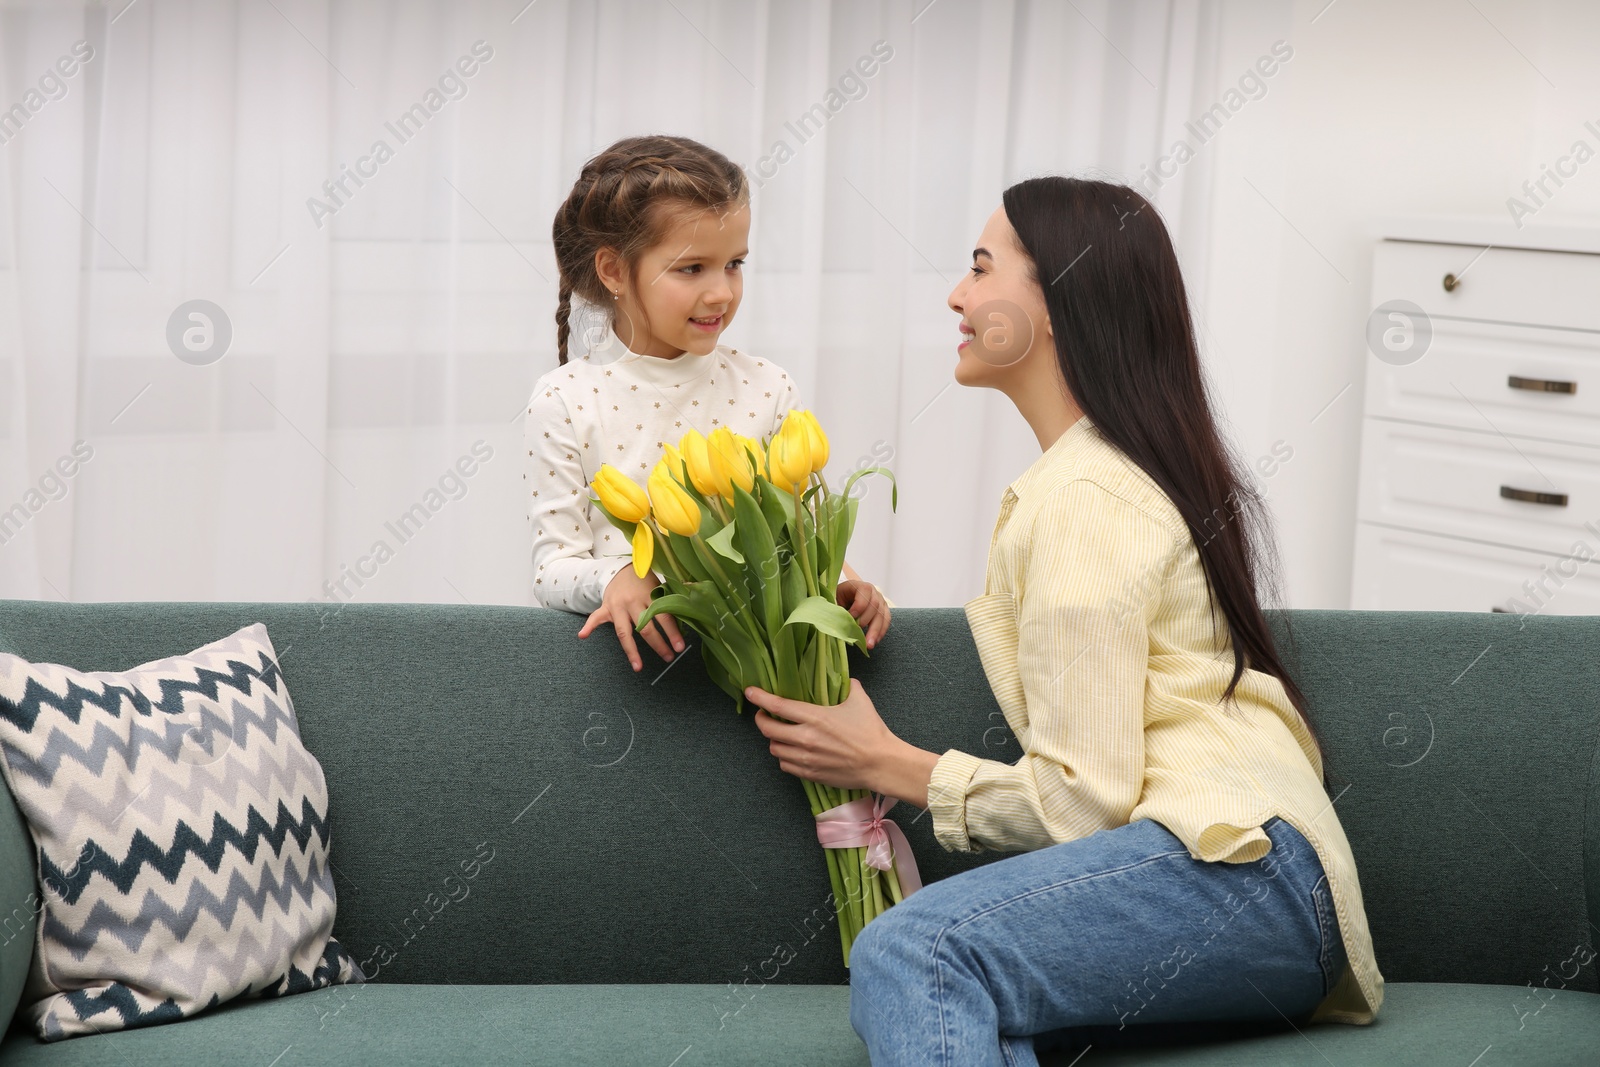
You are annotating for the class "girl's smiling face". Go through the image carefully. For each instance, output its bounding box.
[597,203,750,358]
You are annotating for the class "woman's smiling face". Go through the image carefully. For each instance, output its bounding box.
[946,205,1053,388]
[600,203,749,358]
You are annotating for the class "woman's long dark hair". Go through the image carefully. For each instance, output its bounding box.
[1001,176,1322,769]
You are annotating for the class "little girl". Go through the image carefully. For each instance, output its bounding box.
[525,134,891,672]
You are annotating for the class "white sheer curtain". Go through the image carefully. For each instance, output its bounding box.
[0,0,1222,610]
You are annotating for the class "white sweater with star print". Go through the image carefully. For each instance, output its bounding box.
[524,324,801,614]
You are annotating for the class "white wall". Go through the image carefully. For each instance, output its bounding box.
[1197,0,1600,607]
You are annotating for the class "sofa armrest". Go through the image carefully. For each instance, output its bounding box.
[0,775,36,1038]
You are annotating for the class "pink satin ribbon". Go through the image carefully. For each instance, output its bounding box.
[814,792,923,896]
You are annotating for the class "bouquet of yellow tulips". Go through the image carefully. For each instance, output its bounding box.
[589,410,912,966]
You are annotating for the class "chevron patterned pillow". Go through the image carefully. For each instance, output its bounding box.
[0,623,362,1040]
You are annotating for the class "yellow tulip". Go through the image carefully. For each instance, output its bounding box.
[592,464,650,523]
[796,410,829,473]
[767,421,812,494]
[774,411,809,459]
[631,518,655,579]
[648,467,703,536]
[678,429,719,497]
[736,433,764,468]
[659,441,686,485]
[708,426,756,497]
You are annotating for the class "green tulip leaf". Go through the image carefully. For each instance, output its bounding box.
[700,640,747,706]
[756,476,793,542]
[705,520,745,565]
[780,552,809,621]
[782,595,867,649]
[814,530,834,589]
[637,592,711,631]
[645,582,774,694]
[841,466,897,512]
[683,579,741,634]
[695,495,721,535]
[683,568,774,692]
[824,495,858,592]
[772,635,802,699]
[761,476,813,544]
[732,484,783,638]
[667,531,712,583]
[798,631,818,683]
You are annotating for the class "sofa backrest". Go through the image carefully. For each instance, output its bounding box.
[1273,610,1600,998]
[0,601,1595,1028]
[0,619,35,1036]
[0,602,1016,1006]
[0,748,34,1036]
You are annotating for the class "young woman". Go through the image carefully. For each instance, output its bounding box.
[527,135,891,670]
[744,177,1382,1065]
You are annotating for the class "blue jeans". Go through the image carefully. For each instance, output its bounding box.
[848,816,1345,1066]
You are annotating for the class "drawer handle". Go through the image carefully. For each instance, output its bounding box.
[1442,273,1460,292]
[1500,485,1569,507]
[1508,375,1577,395]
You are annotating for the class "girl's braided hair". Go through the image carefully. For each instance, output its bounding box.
[551,135,749,364]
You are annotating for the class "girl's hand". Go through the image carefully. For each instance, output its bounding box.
[746,679,895,792]
[836,579,891,649]
[579,567,685,671]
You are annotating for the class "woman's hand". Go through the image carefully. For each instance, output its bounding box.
[746,679,900,792]
[578,566,685,671]
[749,680,942,806]
[836,580,891,649]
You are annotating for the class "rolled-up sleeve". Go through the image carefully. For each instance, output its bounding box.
[927,748,987,852]
[525,384,629,614]
[929,480,1179,854]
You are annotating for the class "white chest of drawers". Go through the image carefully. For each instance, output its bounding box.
[1350,220,1600,616]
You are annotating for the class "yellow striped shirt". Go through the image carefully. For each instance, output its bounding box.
[926,415,1383,1025]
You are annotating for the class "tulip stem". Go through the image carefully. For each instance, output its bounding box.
[694,536,750,615]
[814,636,829,709]
[853,842,868,943]
[885,861,905,906]
[791,489,818,600]
[650,522,690,584]
[837,839,862,952]
[803,776,853,963]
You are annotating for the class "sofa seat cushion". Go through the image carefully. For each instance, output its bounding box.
[3,982,1596,1066]
[1054,983,1600,1066]
[0,983,869,1066]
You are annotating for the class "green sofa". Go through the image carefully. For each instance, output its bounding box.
[0,602,1597,1065]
